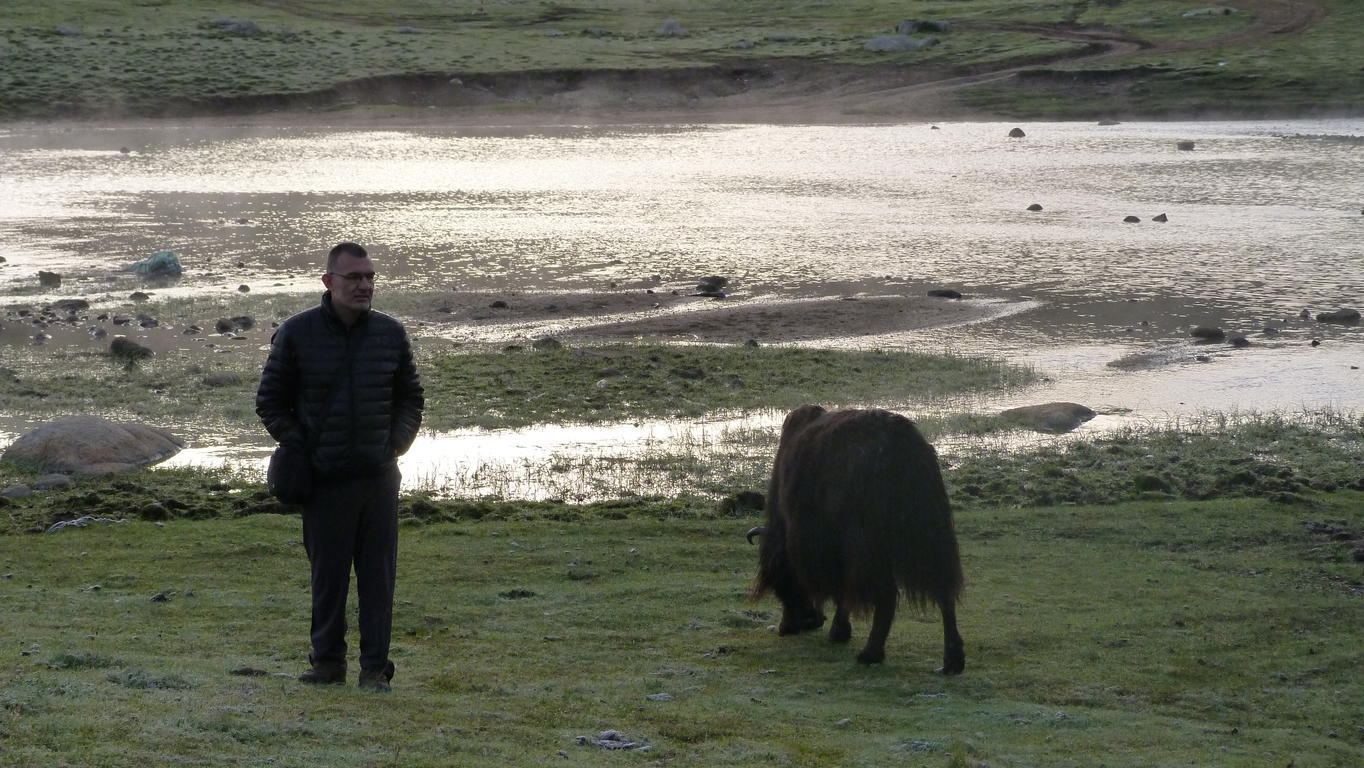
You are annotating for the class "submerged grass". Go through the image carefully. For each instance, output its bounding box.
[2,493,1361,766]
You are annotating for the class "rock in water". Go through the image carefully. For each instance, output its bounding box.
[1008,127,1026,138]
[1315,308,1360,324]
[999,402,1097,433]
[1,415,184,474]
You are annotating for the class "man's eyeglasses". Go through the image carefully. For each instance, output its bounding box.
[330,271,376,283]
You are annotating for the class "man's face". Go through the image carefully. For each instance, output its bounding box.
[322,253,376,314]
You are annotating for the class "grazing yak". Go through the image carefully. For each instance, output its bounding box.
[747,405,964,672]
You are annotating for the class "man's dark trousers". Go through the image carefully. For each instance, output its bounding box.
[302,464,401,674]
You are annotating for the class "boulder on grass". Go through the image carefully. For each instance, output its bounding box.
[1000,402,1097,433]
[1,415,184,475]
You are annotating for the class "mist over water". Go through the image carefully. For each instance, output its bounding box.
[2,118,1361,494]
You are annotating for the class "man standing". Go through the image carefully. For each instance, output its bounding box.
[256,242,424,692]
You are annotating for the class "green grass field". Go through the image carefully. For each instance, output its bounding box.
[2,0,1357,120]
[3,491,1361,767]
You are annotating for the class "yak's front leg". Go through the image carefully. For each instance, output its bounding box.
[855,590,897,664]
[774,576,825,635]
[829,603,851,643]
[938,601,965,675]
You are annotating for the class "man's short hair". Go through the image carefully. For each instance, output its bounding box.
[327,242,368,272]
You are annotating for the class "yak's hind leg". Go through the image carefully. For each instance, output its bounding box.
[829,603,851,643]
[855,589,897,664]
[938,601,965,675]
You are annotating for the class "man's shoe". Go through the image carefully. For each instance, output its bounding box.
[357,661,395,692]
[298,660,346,684]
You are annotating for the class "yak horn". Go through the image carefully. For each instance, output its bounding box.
[746,526,766,545]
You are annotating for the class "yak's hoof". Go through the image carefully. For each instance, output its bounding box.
[855,648,885,665]
[800,612,826,632]
[829,621,851,644]
[938,649,966,675]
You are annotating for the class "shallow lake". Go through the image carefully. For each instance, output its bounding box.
[2,118,1361,495]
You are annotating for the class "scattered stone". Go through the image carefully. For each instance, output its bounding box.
[1190,326,1226,341]
[1152,213,1169,222]
[1177,140,1196,151]
[44,515,128,534]
[1183,6,1237,17]
[1229,336,1251,348]
[835,718,853,727]
[658,19,686,37]
[1311,339,1321,347]
[743,339,760,348]
[2,415,184,474]
[1026,203,1043,211]
[671,366,706,380]
[999,402,1097,433]
[926,289,962,299]
[149,592,169,602]
[1098,120,1121,126]
[489,300,509,309]
[130,291,150,302]
[1315,308,1360,324]
[1008,127,1026,138]
[1123,215,1141,223]
[1262,327,1280,336]
[237,284,250,293]
[696,275,729,293]
[645,693,673,702]
[576,730,651,751]
[38,271,62,288]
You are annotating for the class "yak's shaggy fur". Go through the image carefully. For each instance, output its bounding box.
[750,405,965,671]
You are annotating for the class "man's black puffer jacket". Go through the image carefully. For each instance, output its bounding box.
[256,293,424,479]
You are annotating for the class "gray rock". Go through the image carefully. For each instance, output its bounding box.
[1190,326,1226,341]
[1000,402,1097,433]
[645,693,673,701]
[1027,203,1043,211]
[202,371,243,387]
[1152,213,1169,222]
[38,271,62,288]
[1183,6,1237,17]
[1,415,183,474]
[1008,127,1026,138]
[658,19,686,37]
[864,34,939,52]
[896,19,952,34]
[51,299,89,312]
[1177,140,1196,151]
[927,289,962,299]
[2,485,33,499]
[44,515,128,534]
[33,474,73,490]
[1124,215,1141,223]
[207,18,262,36]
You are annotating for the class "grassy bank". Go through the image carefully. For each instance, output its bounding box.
[2,492,1361,767]
[0,334,1033,438]
[4,412,1363,535]
[2,0,1355,121]
[962,0,1364,118]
